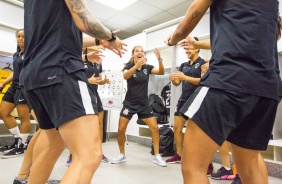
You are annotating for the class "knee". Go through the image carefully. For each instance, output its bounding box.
[173,124,183,134]
[118,126,126,134]
[18,116,31,124]
[80,149,102,168]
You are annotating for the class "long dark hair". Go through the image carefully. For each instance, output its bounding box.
[124,46,143,65]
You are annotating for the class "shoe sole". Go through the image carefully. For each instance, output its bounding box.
[2,153,24,159]
[153,160,167,167]
[111,160,126,164]
[211,175,235,180]
[101,160,109,163]
[166,161,181,164]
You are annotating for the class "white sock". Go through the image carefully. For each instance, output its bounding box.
[9,127,20,138]
[20,134,29,144]
[224,167,231,170]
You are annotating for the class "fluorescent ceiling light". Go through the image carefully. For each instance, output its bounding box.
[95,0,137,11]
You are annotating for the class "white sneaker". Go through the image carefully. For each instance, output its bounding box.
[111,153,126,164]
[153,154,167,167]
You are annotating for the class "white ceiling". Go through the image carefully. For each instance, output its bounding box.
[11,0,193,39]
[85,0,193,39]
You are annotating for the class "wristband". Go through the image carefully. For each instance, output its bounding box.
[167,38,175,46]
[108,31,117,42]
[85,54,88,62]
[95,38,100,46]
[158,59,163,62]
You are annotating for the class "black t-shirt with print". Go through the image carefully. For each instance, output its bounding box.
[22,0,83,90]
[123,63,154,108]
[202,0,279,100]
[11,51,24,89]
[84,62,102,92]
[179,57,205,102]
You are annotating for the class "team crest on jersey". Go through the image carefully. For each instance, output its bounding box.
[195,63,200,69]
[84,64,88,68]
[133,73,137,77]
[123,108,129,115]
[143,69,147,75]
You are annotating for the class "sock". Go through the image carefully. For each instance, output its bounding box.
[9,127,20,138]
[20,134,29,144]
[224,167,231,170]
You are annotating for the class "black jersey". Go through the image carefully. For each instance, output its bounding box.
[161,82,171,115]
[123,63,154,107]
[84,62,102,92]
[11,51,24,89]
[22,0,83,90]
[201,0,279,100]
[179,57,205,102]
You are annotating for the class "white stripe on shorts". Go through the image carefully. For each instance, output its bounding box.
[78,80,95,115]
[184,86,209,118]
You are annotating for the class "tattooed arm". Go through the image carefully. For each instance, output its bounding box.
[165,0,212,46]
[65,0,127,57]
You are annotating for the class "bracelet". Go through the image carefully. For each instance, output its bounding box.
[95,38,100,46]
[158,59,163,62]
[108,31,117,42]
[85,54,88,62]
[167,38,175,46]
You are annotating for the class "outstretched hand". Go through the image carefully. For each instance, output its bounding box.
[100,30,127,58]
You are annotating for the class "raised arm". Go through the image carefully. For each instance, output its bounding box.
[165,0,212,46]
[151,48,164,75]
[64,0,127,57]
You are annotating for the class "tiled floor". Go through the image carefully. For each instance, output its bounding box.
[0,140,282,184]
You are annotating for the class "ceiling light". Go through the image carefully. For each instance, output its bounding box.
[95,0,137,11]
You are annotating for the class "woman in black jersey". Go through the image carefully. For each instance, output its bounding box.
[165,1,280,184]
[111,46,167,167]
[0,29,31,159]
[66,48,110,166]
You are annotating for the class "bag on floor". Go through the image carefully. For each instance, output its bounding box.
[151,126,174,157]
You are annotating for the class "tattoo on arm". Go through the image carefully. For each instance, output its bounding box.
[189,10,201,24]
[68,0,111,40]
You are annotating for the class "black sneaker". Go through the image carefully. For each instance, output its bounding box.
[13,177,28,184]
[0,138,20,154]
[211,166,235,180]
[231,174,242,184]
[2,143,24,159]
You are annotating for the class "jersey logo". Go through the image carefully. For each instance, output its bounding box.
[195,63,200,69]
[143,69,147,75]
[123,108,129,115]
[133,74,137,78]
[48,76,57,80]
[21,55,24,60]
[84,64,88,68]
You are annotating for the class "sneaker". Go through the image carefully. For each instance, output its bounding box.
[0,138,20,154]
[47,179,61,184]
[2,143,24,159]
[166,153,181,163]
[231,174,242,184]
[207,163,214,175]
[153,154,167,167]
[13,177,28,184]
[101,155,109,163]
[211,166,235,180]
[65,154,72,167]
[111,153,126,164]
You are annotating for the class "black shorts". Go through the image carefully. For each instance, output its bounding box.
[94,91,103,112]
[120,104,155,120]
[2,87,28,105]
[25,70,98,129]
[174,101,188,120]
[180,86,278,150]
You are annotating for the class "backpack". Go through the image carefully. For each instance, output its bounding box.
[151,126,174,157]
[148,93,167,124]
